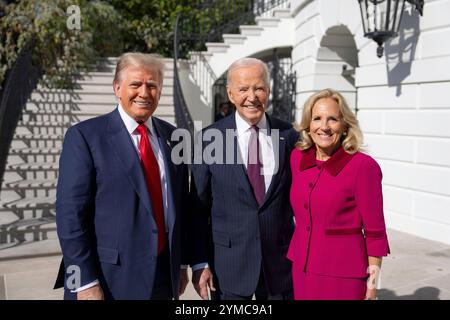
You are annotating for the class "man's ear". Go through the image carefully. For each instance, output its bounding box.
[113,81,121,99]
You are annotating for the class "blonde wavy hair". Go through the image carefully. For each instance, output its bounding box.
[296,88,364,154]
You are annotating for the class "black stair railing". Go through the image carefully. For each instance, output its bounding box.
[173,0,290,134]
[0,39,41,192]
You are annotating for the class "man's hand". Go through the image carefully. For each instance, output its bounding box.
[77,284,104,300]
[192,268,215,300]
[179,268,189,296]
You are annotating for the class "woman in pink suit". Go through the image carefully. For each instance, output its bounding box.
[288,88,390,300]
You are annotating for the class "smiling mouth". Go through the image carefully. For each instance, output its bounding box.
[133,100,152,107]
[317,133,333,137]
[242,105,261,110]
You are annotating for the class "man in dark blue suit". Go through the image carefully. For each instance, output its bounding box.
[191,58,298,300]
[54,53,189,300]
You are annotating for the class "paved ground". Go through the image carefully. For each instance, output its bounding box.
[0,228,449,300]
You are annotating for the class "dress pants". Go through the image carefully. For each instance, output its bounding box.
[150,238,173,300]
[212,266,293,300]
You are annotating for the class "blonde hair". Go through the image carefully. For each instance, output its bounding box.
[296,88,364,154]
[113,52,165,87]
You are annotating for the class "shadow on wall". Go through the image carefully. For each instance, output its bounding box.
[384,7,421,96]
[378,287,441,300]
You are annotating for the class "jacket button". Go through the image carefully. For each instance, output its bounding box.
[304,203,309,210]
[317,166,322,170]
[309,183,313,188]
[306,226,311,232]
[152,229,158,234]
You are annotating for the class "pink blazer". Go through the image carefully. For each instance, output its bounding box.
[287,146,390,278]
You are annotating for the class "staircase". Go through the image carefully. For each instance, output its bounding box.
[178,4,293,126]
[0,58,176,254]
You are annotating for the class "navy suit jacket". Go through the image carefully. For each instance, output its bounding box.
[54,108,189,300]
[191,113,298,296]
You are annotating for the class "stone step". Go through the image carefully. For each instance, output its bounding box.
[18,121,72,128]
[255,17,281,27]
[272,8,291,18]
[24,109,75,115]
[14,134,63,141]
[239,25,264,36]
[7,162,59,172]
[5,179,57,190]
[3,196,55,210]
[206,42,230,53]
[222,34,247,45]
[9,147,60,155]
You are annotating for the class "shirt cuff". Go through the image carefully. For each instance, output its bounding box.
[71,279,99,293]
[191,263,209,271]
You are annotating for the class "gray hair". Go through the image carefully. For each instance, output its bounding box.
[113,52,165,86]
[226,57,270,87]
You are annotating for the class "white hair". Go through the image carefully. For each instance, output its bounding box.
[226,57,270,87]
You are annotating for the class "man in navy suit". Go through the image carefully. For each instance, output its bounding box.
[190,57,298,300]
[54,53,189,300]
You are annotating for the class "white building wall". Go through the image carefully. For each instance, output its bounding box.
[291,0,450,244]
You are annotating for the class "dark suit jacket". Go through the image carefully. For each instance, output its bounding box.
[54,108,189,300]
[191,113,298,296]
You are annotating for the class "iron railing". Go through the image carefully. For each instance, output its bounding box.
[268,49,296,123]
[173,15,195,135]
[0,40,40,191]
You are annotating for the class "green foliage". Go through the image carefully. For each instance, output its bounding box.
[0,0,123,90]
[0,0,256,90]
[105,0,185,57]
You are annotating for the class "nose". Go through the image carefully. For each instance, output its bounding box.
[320,120,330,131]
[138,85,149,98]
[246,89,257,102]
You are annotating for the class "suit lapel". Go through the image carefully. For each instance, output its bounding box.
[260,124,287,209]
[152,118,176,233]
[106,109,153,215]
[221,115,257,205]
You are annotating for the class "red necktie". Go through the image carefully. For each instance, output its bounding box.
[136,123,166,254]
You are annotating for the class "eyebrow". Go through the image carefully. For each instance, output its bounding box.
[129,80,159,86]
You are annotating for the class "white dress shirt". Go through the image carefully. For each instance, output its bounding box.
[73,105,170,293]
[235,111,275,192]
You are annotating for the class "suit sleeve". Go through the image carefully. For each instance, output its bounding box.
[180,163,190,266]
[189,133,213,266]
[56,126,99,288]
[354,157,390,257]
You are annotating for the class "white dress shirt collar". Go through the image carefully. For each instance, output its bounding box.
[235,110,268,135]
[117,103,156,136]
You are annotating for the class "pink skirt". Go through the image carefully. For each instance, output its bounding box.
[293,264,367,300]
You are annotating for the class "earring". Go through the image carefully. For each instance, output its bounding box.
[343,131,347,136]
